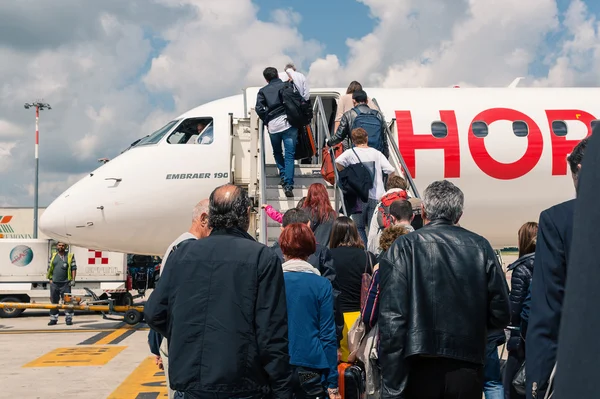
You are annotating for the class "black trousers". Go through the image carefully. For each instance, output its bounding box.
[49,282,72,318]
[406,357,484,399]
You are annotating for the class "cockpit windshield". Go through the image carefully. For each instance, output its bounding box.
[124,119,180,152]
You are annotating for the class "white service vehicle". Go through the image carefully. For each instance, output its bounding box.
[0,239,126,318]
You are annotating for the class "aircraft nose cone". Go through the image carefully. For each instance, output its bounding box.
[39,200,68,241]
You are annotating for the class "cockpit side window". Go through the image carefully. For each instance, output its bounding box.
[167,117,214,145]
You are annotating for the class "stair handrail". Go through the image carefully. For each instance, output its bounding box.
[313,96,347,216]
[258,118,268,244]
[371,98,421,199]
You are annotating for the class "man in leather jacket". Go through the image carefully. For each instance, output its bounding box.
[327,90,389,158]
[378,180,510,399]
[256,67,298,198]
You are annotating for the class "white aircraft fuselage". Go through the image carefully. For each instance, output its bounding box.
[39,87,596,255]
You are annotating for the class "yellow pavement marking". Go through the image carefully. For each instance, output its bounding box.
[107,356,168,399]
[23,346,126,367]
[94,326,135,345]
[0,328,149,335]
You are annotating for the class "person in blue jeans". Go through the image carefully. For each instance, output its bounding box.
[484,331,506,399]
[256,66,298,198]
[269,126,297,196]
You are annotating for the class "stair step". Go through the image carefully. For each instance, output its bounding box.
[266,195,308,201]
[262,164,334,245]
[265,186,334,200]
[265,167,324,178]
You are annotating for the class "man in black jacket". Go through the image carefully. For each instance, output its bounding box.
[327,90,389,158]
[553,127,600,399]
[378,180,510,399]
[271,208,344,347]
[525,137,589,399]
[256,67,297,198]
[145,184,292,399]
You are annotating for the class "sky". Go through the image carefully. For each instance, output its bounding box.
[1,0,600,207]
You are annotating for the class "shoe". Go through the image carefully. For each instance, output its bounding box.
[66,319,73,326]
[284,188,294,198]
[48,320,57,326]
[279,178,285,187]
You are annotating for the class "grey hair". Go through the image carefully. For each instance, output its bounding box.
[192,199,209,223]
[422,180,464,222]
[284,62,295,71]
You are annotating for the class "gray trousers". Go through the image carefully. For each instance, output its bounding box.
[49,282,73,321]
[160,338,174,399]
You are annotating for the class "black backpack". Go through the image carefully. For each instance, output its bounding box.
[279,81,312,128]
[351,107,384,153]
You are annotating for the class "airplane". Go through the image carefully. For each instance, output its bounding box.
[39,86,598,256]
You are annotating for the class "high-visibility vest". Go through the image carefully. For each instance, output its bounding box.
[47,252,75,281]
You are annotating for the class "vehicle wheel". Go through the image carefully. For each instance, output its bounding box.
[0,297,25,318]
[124,309,142,325]
[119,292,134,307]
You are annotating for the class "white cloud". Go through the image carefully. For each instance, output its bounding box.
[143,0,322,111]
[0,0,599,208]
[533,0,600,86]
[309,0,561,88]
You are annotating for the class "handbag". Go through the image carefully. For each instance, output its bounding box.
[338,148,374,203]
[296,367,325,397]
[321,143,344,185]
[347,315,366,363]
[295,125,316,160]
[512,360,526,395]
[360,252,374,310]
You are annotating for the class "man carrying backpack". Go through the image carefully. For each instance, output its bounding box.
[366,176,412,255]
[327,89,389,158]
[256,66,299,198]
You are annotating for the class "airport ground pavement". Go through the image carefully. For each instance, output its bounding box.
[2,254,517,398]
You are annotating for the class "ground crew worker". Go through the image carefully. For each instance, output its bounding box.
[46,241,77,326]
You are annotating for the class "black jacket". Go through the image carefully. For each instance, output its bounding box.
[526,199,574,399]
[145,228,292,399]
[271,241,344,345]
[378,219,510,398]
[508,253,534,332]
[256,78,287,125]
[328,104,389,157]
[553,131,600,399]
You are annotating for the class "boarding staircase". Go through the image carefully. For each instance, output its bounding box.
[230,95,420,246]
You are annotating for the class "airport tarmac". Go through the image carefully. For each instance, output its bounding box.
[2,253,517,399]
[1,311,162,399]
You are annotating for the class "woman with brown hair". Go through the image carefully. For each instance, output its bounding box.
[334,81,379,131]
[302,183,337,246]
[504,221,538,399]
[329,216,377,361]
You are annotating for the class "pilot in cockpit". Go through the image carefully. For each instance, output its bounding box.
[195,121,213,145]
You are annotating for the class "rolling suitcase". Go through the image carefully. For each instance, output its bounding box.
[338,362,366,399]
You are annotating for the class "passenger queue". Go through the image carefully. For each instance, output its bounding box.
[144,64,591,399]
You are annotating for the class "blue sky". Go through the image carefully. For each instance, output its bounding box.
[252,0,600,81]
[255,0,376,62]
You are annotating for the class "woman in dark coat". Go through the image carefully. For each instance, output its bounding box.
[504,221,538,399]
[302,183,337,247]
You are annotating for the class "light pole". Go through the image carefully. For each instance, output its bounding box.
[24,101,51,239]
